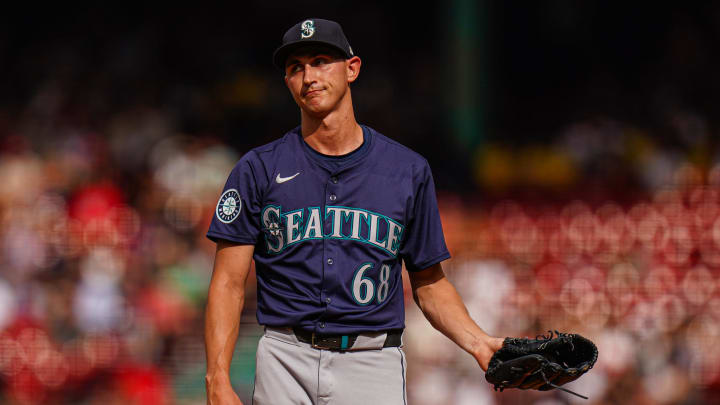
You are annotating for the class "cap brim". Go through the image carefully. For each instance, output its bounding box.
[273,40,352,71]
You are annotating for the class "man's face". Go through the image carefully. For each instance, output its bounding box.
[284,47,359,117]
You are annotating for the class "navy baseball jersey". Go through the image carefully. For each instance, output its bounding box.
[207,125,450,334]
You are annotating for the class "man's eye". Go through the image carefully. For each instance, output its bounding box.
[289,64,302,73]
[313,58,329,66]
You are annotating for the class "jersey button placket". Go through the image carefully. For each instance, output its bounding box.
[321,174,339,327]
[328,175,338,202]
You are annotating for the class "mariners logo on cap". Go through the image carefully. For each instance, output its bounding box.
[216,189,241,223]
[300,20,315,39]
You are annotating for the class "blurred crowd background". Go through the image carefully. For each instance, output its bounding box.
[2,1,720,404]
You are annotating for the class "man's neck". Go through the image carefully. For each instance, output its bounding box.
[301,100,363,156]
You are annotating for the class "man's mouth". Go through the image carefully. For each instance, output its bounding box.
[304,89,323,97]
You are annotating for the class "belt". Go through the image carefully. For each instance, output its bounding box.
[292,327,403,351]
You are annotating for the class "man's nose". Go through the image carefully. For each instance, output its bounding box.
[303,64,318,84]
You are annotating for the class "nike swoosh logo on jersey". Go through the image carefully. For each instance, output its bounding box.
[276,172,300,183]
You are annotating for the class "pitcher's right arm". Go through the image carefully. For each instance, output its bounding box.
[205,241,255,405]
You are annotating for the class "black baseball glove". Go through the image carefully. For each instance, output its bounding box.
[485,331,598,399]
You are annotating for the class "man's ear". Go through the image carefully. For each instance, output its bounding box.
[346,56,362,83]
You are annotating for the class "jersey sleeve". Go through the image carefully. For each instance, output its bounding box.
[206,153,264,245]
[399,161,451,272]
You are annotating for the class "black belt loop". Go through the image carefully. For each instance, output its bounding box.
[382,329,403,348]
[292,327,403,351]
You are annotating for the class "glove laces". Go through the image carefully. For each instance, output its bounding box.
[540,369,588,400]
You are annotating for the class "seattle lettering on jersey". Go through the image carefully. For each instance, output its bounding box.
[261,205,405,256]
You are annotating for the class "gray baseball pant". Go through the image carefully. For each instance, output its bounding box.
[252,327,408,405]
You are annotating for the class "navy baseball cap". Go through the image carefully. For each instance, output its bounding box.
[273,18,354,70]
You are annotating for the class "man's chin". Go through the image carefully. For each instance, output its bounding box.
[302,103,331,117]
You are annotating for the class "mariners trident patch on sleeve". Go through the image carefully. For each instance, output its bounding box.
[216,189,242,223]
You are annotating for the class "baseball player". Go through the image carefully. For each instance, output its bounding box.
[204,18,504,405]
